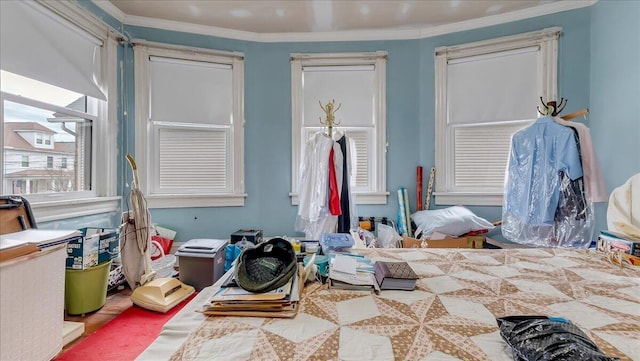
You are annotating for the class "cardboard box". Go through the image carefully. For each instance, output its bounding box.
[597,232,640,257]
[66,235,99,269]
[402,234,484,249]
[66,228,119,269]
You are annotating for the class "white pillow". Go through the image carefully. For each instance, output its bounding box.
[411,206,494,238]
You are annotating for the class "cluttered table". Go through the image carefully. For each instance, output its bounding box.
[137,247,638,361]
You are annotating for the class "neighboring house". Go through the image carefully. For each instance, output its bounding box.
[3,122,75,194]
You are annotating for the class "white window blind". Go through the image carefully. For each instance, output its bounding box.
[149,57,233,194]
[452,122,528,189]
[447,47,539,125]
[157,128,228,191]
[302,66,374,127]
[150,57,232,125]
[0,1,106,100]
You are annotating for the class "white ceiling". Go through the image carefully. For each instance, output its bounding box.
[102,0,593,41]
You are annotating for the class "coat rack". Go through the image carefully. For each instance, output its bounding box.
[537,97,589,121]
[319,100,341,137]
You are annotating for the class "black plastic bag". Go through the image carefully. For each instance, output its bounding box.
[496,316,619,361]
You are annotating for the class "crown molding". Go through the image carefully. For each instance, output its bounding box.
[419,0,596,38]
[92,0,596,43]
[91,0,125,23]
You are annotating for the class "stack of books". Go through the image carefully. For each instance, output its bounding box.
[0,229,82,263]
[596,230,640,266]
[327,253,379,292]
[201,267,301,318]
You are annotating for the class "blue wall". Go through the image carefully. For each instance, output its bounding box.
[114,8,593,242]
[589,0,640,232]
[46,2,637,245]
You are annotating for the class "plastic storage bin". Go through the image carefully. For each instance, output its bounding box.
[65,260,111,315]
[176,239,228,291]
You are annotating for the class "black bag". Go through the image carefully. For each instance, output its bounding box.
[235,237,296,293]
[496,316,619,361]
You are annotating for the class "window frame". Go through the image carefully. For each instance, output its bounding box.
[133,40,246,209]
[0,1,119,222]
[434,27,560,206]
[290,52,388,205]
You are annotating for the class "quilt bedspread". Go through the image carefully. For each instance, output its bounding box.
[138,248,640,361]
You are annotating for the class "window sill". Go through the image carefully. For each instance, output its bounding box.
[30,196,121,223]
[145,193,247,208]
[434,192,503,207]
[290,191,389,205]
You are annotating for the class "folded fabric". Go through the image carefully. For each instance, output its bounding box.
[607,173,640,238]
[411,206,494,238]
[235,237,297,293]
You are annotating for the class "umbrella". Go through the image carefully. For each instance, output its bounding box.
[120,154,157,289]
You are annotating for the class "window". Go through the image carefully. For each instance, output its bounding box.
[1,1,119,221]
[61,157,67,169]
[133,42,245,208]
[290,52,388,204]
[434,27,560,206]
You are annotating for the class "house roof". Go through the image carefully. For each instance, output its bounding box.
[4,122,74,154]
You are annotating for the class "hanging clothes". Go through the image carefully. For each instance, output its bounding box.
[553,118,607,202]
[336,132,358,233]
[296,131,356,240]
[502,116,594,248]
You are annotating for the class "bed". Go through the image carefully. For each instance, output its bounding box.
[137,247,639,361]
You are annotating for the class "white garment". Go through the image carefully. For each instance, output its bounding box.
[607,173,640,238]
[555,119,608,202]
[295,132,344,239]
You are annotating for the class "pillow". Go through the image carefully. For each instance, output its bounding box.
[411,206,494,238]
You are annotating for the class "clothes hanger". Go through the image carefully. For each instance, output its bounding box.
[319,100,341,137]
[537,97,567,117]
[560,108,589,121]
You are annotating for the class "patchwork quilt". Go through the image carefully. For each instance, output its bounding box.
[138,248,640,361]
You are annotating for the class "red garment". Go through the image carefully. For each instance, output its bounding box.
[328,148,342,215]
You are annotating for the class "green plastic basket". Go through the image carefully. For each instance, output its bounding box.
[65,260,111,315]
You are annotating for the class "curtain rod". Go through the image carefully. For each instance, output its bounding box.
[131,39,244,59]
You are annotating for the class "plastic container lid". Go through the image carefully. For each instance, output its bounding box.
[176,239,228,258]
[319,233,354,254]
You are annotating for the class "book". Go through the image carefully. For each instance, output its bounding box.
[374,261,418,290]
[0,229,82,250]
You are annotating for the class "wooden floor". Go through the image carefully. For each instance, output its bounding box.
[60,286,133,354]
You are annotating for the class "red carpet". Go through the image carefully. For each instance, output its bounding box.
[55,293,196,361]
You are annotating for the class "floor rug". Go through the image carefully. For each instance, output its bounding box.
[55,293,196,361]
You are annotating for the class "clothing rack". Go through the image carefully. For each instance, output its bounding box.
[319,100,341,137]
[537,97,589,121]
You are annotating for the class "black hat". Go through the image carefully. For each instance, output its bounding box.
[235,237,297,293]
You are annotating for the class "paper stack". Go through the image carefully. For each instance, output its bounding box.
[201,266,302,318]
[328,253,379,292]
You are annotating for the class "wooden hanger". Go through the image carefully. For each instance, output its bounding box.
[560,108,589,121]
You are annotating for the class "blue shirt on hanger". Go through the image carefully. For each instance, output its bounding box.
[504,116,583,227]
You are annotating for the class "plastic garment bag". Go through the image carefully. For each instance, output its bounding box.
[502,117,595,248]
[296,133,341,239]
